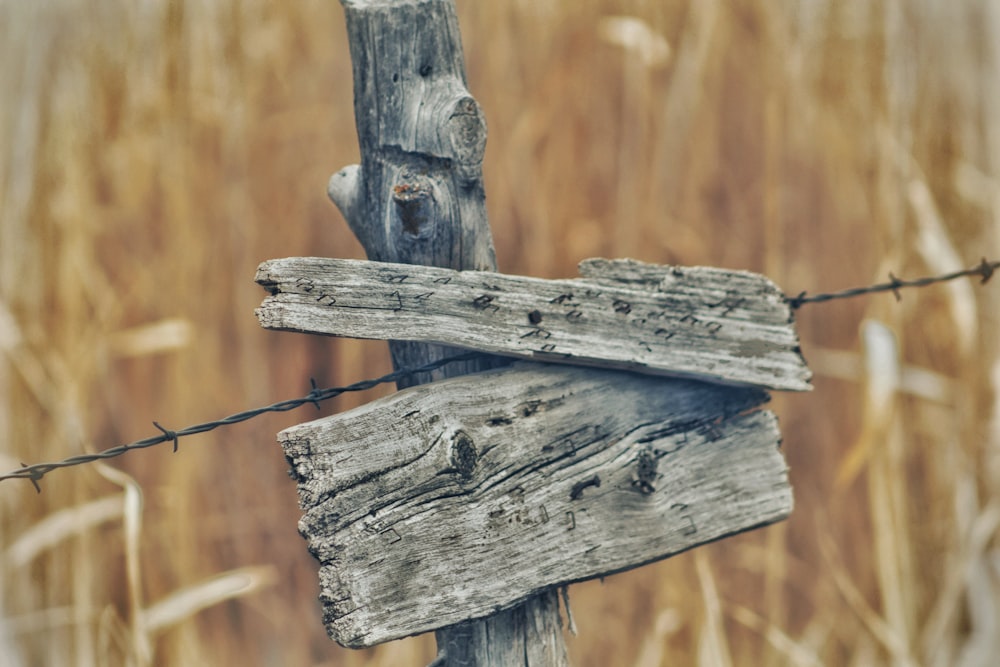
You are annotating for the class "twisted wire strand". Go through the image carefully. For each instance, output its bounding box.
[1,352,483,490]
[787,257,997,308]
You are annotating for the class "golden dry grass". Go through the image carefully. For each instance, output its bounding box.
[2,0,999,665]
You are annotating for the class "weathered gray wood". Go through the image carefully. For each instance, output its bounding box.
[330,0,505,387]
[429,591,566,667]
[256,256,812,391]
[281,363,793,648]
[327,1,565,663]
[330,0,496,271]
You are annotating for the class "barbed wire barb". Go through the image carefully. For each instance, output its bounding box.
[0,351,484,489]
[307,378,323,411]
[153,421,180,452]
[787,257,999,308]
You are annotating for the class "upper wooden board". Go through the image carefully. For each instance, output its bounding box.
[280,362,793,647]
[256,257,811,391]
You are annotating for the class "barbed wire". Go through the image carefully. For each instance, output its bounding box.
[3,258,997,491]
[0,352,483,491]
[787,257,997,308]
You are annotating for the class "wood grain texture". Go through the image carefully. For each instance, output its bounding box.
[256,256,812,391]
[330,0,506,389]
[327,1,565,662]
[280,363,793,648]
[331,0,496,272]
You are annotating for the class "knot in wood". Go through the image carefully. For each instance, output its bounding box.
[392,178,434,237]
[445,96,487,167]
[449,431,477,479]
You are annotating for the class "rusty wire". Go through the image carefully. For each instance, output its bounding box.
[3,258,998,491]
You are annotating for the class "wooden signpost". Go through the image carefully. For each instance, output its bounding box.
[258,1,811,665]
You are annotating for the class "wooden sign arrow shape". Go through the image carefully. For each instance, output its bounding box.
[280,362,792,648]
[256,257,811,391]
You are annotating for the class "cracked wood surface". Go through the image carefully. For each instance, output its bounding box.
[257,256,812,392]
[323,1,566,663]
[280,363,793,648]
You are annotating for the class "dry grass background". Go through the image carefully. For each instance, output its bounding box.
[2,0,999,665]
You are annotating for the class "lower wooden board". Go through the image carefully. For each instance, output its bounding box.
[280,363,793,648]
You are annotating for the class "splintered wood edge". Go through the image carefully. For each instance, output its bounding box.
[278,363,792,646]
[255,257,812,392]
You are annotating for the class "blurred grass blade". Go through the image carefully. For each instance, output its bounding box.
[139,567,278,635]
[94,463,148,666]
[729,604,822,667]
[908,177,978,353]
[695,551,733,667]
[108,318,194,358]
[5,496,123,569]
[835,320,901,489]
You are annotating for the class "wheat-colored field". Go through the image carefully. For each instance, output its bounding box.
[2,1,999,665]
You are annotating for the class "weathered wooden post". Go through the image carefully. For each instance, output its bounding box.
[255,1,810,665]
[321,0,567,663]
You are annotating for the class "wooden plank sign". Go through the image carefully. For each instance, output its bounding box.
[280,362,793,648]
[256,257,812,392]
